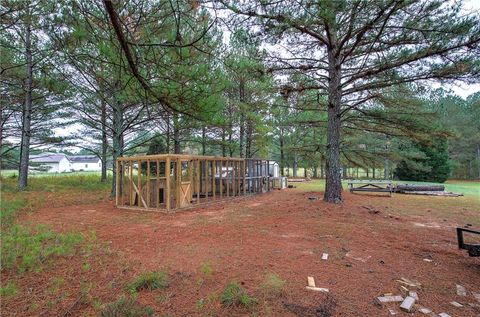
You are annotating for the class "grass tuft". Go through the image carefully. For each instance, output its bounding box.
[0,282,18,298]
[126,271,169,293]
[101,296,154,317]
[200,262,214,276]
[261,273,286,297]
[220,281,257,308]
[1,224,84,273]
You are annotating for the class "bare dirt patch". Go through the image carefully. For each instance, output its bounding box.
[3,188,479,316]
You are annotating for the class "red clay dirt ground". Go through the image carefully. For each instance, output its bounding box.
[3,186,480,316]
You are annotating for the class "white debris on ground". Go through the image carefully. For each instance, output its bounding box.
[305,276,329,293]
[374,281,478,315]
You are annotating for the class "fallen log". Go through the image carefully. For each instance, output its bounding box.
[395,184,445,192]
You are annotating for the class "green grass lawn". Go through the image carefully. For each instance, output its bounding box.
[293,179,480,198]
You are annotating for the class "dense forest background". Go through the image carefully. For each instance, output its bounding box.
[1,1,479,196]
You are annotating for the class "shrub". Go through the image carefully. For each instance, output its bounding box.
[126,271,169,293]
[1,224,84,273]
[261,273,286,297]
[220,281,257,308]
[101,296,154,317]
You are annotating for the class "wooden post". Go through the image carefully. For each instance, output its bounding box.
[129,160,133,205]
[146,160,150,208]
[138,160,142,207]
[226,160,230,198]
[219,160,223,199]
[204,160,208,202]
[115,158,120,206]
[212,160,216,200]
[196,160,200,204]
[176,158,181,209]
[243,160,246,196]
[267,160,270,192]
[156,159,160,208]
[166,157,171,211]
[232,161,237,197]
[237,161,241,196]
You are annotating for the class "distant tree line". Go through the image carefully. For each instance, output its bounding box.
[1,0,479,200]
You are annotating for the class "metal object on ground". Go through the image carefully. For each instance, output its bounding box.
[457,227,480,257]
[348,180,393,196]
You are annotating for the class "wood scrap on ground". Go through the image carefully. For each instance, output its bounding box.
[450,301,463,308]
[305,276,329,293]
[456,284,467,296]
[396,277,422,289]
[376,295,404,304]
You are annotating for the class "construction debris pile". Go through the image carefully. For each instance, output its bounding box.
[375,279,480,316]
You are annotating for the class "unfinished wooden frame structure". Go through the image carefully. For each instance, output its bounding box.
[116,154,272,212]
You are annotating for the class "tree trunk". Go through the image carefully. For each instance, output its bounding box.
[228,126,233,157]
[245,120,252,158]
[293,155,298,177]
[313,165,318,178]
[279,128,285,176]
[202,126,206,155]
[101,98,108,182]
[304,167,307,178]
[366,168,369,178]
[239,80,245,158]
[173,114,180,154]
[111,99,124,197]
[221,128,226,157]
[323,47,343,203]
[372,167,376,179]
[166,115,170,153]
[18,21,33,190]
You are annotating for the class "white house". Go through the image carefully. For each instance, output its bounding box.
[30,154,72,173]
[69,155,102,172]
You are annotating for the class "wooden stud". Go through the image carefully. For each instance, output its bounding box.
[219,160,223,198]
[146,160,150,208]
[204,161,208,202]
[156,159,160,208]
[236,161,242,196]
[166,157,171,211]
[232,161,237,197]
[129,160,133,205]
[138,160,142,207]
[196,160,200,204]
[243,160,246,196]
[212,160,216,200]
[226,160,230,198]
[176,158,181,210]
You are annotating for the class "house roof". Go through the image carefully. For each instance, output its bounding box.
[68,155,100,163]
[30,154,66,163]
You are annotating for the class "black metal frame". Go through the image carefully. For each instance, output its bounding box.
[456,227,480,257]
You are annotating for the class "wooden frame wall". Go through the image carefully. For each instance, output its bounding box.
[116,154,272,213]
